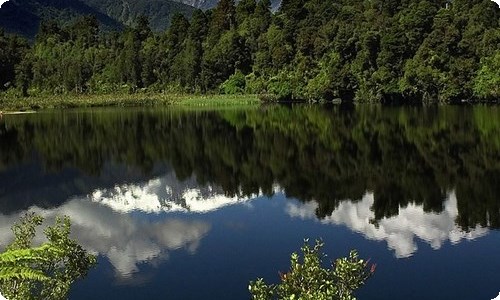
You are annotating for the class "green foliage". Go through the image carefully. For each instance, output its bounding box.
[0,29,30,92]
[1,0,499,102]
[245,72,268,94]
[473,51,500,99]
[249,240,375,300]
[220,70,246,94]
[0,213,97,300]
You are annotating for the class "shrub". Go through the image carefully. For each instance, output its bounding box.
[220,70,246,94]
[249,240,375,300]
[0,213,96,300]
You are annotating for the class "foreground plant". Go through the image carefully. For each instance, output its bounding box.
[249,240,375,300]
[0,213,96,300]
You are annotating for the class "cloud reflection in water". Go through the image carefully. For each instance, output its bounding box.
[286,192,488,258]
[0,174,262,278]
[89,176,258,213]
[0,198,211,278]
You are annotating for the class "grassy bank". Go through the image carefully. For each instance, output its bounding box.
[0,93,261,111]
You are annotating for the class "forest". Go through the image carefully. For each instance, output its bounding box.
[0,0,499,103]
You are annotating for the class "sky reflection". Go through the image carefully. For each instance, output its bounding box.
[0,198,211,277]
[286,192,489,258]
[89,174,260,213]
[0,175,491,281]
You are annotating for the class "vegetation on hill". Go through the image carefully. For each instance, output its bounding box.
[0,0,499,103]
[0,0,194,39]
[171,0,282,11]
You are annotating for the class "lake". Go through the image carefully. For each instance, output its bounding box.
[0,104,499,299]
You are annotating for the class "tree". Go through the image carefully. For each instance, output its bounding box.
[206,0,236,46]
[174,10,208,90]
[249,240,375,300]
[0,29,30,92]
[1,0,499,102]
[473,51,500,99]
[0,213,97,300]
[160,13,191,85]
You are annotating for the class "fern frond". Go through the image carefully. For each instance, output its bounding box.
[0,266,49,281]
[0,244,63,265]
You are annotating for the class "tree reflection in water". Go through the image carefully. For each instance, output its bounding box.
[0,105,498,230]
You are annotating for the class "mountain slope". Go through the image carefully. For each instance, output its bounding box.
[173,0,282,11]
[82,0,194,32]
[0,0,194,39]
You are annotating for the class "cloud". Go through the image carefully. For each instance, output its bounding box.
[286,192,488,258]
[0,199,211,277]
[492,0,500,7]
[89,175,260,213]
[0,173,267,278]
[0,1,8,8]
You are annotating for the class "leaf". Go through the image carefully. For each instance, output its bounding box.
[0,244,63,265]
[0,266,49,281]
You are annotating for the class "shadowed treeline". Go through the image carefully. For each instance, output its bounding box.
[0,105,499,229]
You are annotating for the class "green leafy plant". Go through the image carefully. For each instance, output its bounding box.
[0,213,97,300]
[249,240,375,300]
[220,70,246,95]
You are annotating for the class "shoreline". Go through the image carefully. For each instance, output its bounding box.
[0,93,261,112]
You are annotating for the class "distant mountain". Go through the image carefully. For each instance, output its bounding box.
[0,0,195,39]
[172,0,282,11]
[173,0,218,10]
[81,0,194,32]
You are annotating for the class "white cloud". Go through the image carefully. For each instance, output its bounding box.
[0,175,267,278]
[492,0,500,7]
[0,199,211,277]
[89,176,261,213]
[286,192,488,258]
[0,1,8,7]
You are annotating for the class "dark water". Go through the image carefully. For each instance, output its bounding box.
[0,105,499,300]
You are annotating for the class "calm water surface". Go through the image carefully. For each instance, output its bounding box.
[0,105,499,299]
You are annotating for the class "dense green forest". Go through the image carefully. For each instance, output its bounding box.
[0,0,499,103]
[1,106,499,229]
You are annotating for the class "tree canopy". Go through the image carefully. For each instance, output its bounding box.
[0,0,499,102]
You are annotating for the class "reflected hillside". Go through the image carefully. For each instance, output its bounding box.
[0,106,499,230]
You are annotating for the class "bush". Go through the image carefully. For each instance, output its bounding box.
[245,72,268,94]
[473,52,500,100]
[220,70,246,94]
[249,240,375,300]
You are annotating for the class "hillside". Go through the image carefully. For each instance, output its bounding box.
[0,0,194,39]
[82,0,194,32]
[172,0,281,10]
[1,0,498,103]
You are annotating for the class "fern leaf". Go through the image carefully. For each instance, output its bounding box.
[0,244,62,265]
[0,266,49,281]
